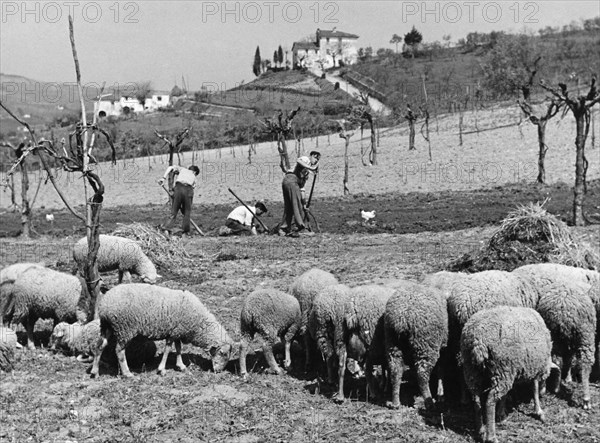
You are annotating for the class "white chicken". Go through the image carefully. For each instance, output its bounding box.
[46,213,55,227]
[360,209,376,224]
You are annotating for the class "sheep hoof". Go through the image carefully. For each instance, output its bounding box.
[90,373,98,379]
[122,372,134,379]
[583,400,591,410]
[385,401,400,410]
[240,373,249,381]
[333,394,345,404]
[175,365,187,372]
[536,410,546,423]
[265,367,283,375]
[157,369,167,376]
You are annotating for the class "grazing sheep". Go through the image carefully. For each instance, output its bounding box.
[239,289,301,378]
[513,263,600,380]
[589,280,600,373]
[50,320,156,366]
[290,268,339,370]
[0,341,14,373]
[0,262,45,327]
[343,284,396,403]
[536,281,596,409]
[461,306,552,443]
[0,267,90,350]
[91,284,235,378]
[72,234,159,284]
[384,282,448,411]
[307,284,352,392]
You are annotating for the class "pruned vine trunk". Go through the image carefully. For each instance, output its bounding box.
[408,119,416,150]
[537,121,548,184]
[343,135,350,195]
[19,156,31,238]
[573,116,586,226]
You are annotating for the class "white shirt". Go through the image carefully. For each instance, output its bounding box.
[163,166,197,188]
[227,206,256,226]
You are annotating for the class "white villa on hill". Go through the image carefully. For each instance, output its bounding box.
[292,28,359,70]
[94,91,171,118]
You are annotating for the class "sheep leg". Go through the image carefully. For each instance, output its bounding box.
[118,270,124,284]
[562,353,573,383]
[365,354,379,401]
[239,338,249,379]
[436,362,445,405]
[282,337,292,370]
[485,389,498,443]
[385,346,403,410]
[90,336,109,378]
[174,340,186,372]
[416,362,435,411]
[333,346,347,404]
[580,363,592,410]
[157,340,172,376]
[23,317,36,350]
[533,379,545,422]
[262,340,283,375]
[116,342,133,378]
[473,394,486,443]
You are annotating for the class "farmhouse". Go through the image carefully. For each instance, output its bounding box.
[94,91,171,118]
[292,28,359,71]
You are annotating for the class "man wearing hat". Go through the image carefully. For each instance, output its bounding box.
[279,151,320,236]
[223,201,268,236]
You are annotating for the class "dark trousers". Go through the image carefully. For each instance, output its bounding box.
[164,183,194,233]
[225,218,253,236]
[281,173,306,232]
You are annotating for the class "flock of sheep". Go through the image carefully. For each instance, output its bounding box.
[0,233,599,443]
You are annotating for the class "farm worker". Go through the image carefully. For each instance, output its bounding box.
[158,164,200,235]
[223,201,268,236]
[279,151,320,237]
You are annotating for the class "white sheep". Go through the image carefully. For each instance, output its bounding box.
[536,280,596,409]
[0,267,90,350]
[50,320,157,367]
[512,263,600,381]
[342,284,396,403]
[239,288,301,378]
[72,234,159,284]
[91,284,235,378]
[0,262,45,327]
[383,281,448,411]
[461,306,553,443]
[307,283,352,393]
[290,268,339,371]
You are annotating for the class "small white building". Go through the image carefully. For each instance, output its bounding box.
[292,28,359,70]
[94,91,171,118]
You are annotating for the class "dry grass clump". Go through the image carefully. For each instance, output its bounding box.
[450,201,600,272]
[111,222,193,269]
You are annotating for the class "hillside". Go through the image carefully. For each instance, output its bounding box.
[341,27,600,111]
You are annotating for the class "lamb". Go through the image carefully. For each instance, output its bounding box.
[460,306,553,443]
[50,320,157,366]
[343,284,396,403]
[239,289,301,378]
[307,283,352,394]
[290,268,339,370]
[91,283,236,378]
[383,281,448,411]
[535,280,596,409]
[0,267,90,350]
[72,234,159,284]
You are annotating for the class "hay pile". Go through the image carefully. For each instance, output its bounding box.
[111,223,194,270]
[450,201,600,272]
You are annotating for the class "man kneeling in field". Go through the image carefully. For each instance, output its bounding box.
[221,201,267,236]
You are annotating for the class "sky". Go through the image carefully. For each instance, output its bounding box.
[1,1,599,92]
